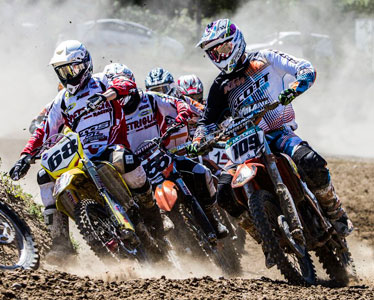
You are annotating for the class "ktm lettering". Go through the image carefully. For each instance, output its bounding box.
[224,77,246,94]
[232,134,259,160]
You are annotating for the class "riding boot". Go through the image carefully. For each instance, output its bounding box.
[203,203,229,239]
[43,208,76,265]
[313,182,354,237]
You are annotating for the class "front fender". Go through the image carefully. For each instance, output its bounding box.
[155,180,178,212]
[231,163,263,189]
[53,168,86,198]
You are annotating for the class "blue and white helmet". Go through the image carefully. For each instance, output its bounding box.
[144,67,174,94]
[49,40,93,95]
[196,19,246,74]
[103,63,135,82]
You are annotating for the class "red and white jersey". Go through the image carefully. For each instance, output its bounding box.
[22,73,131,158]
[126,91,189,153]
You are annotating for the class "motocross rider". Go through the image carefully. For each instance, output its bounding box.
[187,19,353,244]
[107,64,228,239]
[145,68,204,138]
[9,40,168,259]
[177,74,205,105]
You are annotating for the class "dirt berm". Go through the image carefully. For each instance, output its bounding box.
[0,157,373,299]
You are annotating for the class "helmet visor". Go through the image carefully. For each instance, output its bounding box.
[206,40,234,64]
[189,92,204,103]
[55,63,86,80]
[148,84,170,94]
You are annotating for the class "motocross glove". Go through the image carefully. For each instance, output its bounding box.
[186,141,204,157]
[278,89,298,106]
[9,154,31,181]
[175,111,190,125]
[86,93,107,112]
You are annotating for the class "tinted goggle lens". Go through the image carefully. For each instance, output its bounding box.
[55,63,85,79]
[149,84,170,94]
[207,41,234,63]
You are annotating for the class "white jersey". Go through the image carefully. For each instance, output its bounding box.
[23,73,131,158]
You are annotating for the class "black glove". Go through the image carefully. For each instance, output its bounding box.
[86,93,107,112]
[278,88,298,106]
[9,154,31,181]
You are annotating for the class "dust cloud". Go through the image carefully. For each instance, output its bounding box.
[233,0,374,158]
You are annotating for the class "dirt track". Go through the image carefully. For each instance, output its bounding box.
[0,156,373,299]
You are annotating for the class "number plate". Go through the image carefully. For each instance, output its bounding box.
[41,133,80,176]
[225,126,264,163]
[208,143,229,169]
[141,149,172,184]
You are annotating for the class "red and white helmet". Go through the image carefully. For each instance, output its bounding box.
[177,74,204,103]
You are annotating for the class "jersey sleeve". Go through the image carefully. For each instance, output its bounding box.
[21,96,65,155]
[193,80,228,142]
[262,49,316,94]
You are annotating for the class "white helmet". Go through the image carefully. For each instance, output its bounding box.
[103,63,135,82]
[196,19,246,74]
[49,40,92,95]
[144,67,174,94]
[177,74,204,103]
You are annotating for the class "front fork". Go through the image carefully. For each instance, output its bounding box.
[84,159,136,232]
[263,141,306,248]
[173,170,217,243]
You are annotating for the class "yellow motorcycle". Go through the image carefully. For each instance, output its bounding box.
[35,118,152,262]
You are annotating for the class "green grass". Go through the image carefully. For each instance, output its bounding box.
[0,167,44,222]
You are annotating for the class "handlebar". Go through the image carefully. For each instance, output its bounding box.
[134,122,185,156]
[196,101,280,153]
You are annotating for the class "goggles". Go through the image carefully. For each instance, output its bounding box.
[148,84,170,94]
[55,63,85,80]
[206,40,234,63]
[188,92,203,103]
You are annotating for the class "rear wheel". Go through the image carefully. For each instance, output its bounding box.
[0,201,39,270]
[249,190,316,285]
[214,207,243,276]
[315,238,356,286]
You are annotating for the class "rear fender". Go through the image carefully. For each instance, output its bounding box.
[155,180,178,212]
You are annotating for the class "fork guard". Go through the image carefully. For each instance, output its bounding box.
[155,180,178,212]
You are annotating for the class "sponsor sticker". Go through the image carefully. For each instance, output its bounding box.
[125,155,134,164]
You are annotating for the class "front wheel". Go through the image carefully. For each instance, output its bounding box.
[177,202,237,277]
[249,190,316,285]
[0,201,39,270]
[75,199,146,262]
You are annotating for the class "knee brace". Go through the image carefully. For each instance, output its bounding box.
[37,169,56,208]
[110,147,141,175]
[122,165,147,190]
[292,144,330,189]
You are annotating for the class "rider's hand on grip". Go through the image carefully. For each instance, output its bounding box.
[86,93,107,112]
[9,154,31,181]
[175,111,189,125]
[186,141,202,157]
[278,89,298,106]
